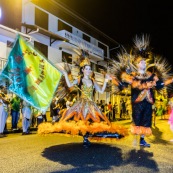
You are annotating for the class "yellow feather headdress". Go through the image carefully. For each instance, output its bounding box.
[79,49,90,67]
[80,57,91,67]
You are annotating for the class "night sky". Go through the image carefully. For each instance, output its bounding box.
[1,0,173,63]
[58,0,173,64]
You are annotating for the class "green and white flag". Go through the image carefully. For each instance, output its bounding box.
[1,35,62,111]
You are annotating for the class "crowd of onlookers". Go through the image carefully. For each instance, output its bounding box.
[0,86,50,137]
[96,97,171,126]
[96,99,132,121]
[0,86,44,137]
[0,86,78,138]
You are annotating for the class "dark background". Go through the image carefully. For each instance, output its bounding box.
[1,0,173,63]
[58,0,173,63]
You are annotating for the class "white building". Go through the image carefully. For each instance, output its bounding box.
[0,0,120,104]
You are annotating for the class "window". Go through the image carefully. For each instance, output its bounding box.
[34,41,48,59]
[98,42,107,57]
[7,40,14,48]
[58,20,72,33]
[90,62,97,71]
[62,51,72,64]
[35,8,48,30]
[83,34,90,42]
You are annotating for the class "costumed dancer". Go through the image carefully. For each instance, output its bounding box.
[110,34,173,147]
[168,97,173,141]
[38,50,128,148]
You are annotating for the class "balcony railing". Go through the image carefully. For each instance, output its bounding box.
[0,57,7,71]
[57,30,104,58]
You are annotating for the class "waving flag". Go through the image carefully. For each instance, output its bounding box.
[1,35,62,111]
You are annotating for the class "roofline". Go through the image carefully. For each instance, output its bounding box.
[40,0,121,46]
[0,24,31,41]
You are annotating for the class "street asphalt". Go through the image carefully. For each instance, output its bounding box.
[0,117,173,173]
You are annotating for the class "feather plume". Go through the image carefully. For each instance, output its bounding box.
[133,34,150,51]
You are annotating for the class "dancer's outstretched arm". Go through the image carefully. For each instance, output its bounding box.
[63,71,78,87]
[94,74,111,94]
[56,64,78,88]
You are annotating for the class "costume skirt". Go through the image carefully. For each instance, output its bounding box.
[38,98,128,137]
[131,100,152,136]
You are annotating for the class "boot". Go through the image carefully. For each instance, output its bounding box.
[140,137,150,147]
[83,134,91,148]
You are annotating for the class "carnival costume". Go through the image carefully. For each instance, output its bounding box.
[168,99,173,131]
[60,81,110,123]
[110,34,173,146]
[38,49,128,146]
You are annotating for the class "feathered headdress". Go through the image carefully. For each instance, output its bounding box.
[73,49,91,68]
[129,34,154,71]
[110,34,173,95]
[80,49,90,67]
[132,34,152,58]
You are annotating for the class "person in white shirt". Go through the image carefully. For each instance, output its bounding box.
[0,86,10,138]
[21,100,32,135]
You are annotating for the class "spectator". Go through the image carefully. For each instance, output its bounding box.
[120,99,126,119]
[113,103,118,121]
[156,105,164,119]
[0,86,10,138]
[99,100,105,113]
[36,110,44,127]
[50,98,59,123]
[30,107,37,127]
[41,110,47,122]
[21,100,32,135]
[10,95,21,131]
[107,101,113,120]
[152,104,157,126]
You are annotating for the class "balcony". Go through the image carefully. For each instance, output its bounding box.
[57,30,104,61]
[21,23,68,46]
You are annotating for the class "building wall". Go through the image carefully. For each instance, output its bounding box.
[49,14,58,33]
[21,0,109,58]
[22,0,35,25]
[0,42,7,59]
[0,0,112,103]
[48,47,62,64]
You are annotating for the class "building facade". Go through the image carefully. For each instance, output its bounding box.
[0,0,121,104]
